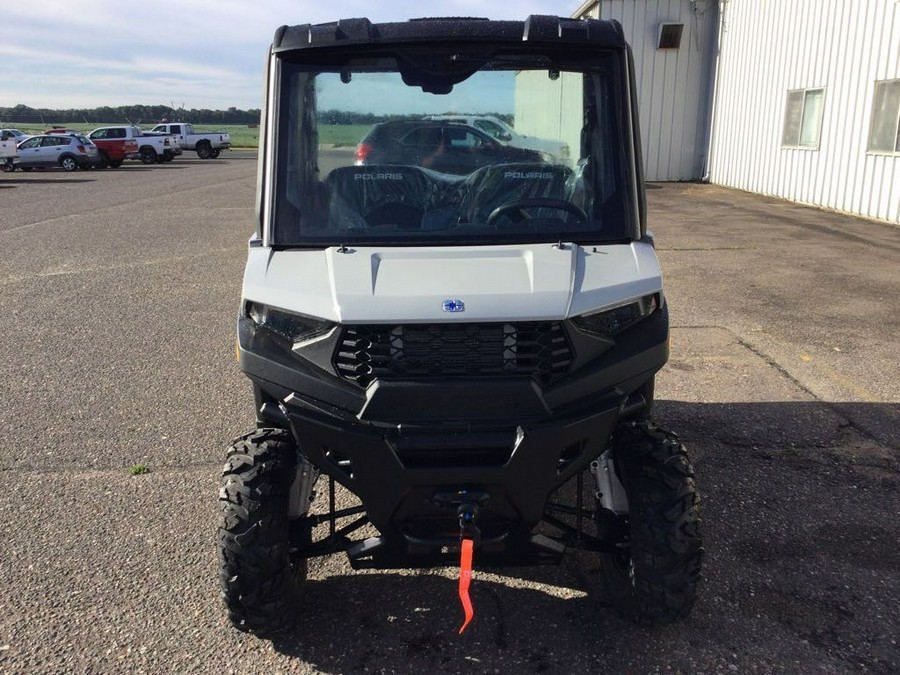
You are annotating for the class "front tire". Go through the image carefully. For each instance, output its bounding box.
[598,422,703,624]
[218,428,304,636]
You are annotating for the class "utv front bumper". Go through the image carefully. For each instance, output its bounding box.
[279,390,623,568]
[239,308,668,568]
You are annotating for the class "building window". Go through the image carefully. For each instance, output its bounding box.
[782,88,825,149]
[867,79,900,154]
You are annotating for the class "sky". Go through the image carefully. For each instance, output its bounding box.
[0,0,578,111]
[316,72,516,115]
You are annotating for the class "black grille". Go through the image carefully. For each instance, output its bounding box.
[334,322,573,388]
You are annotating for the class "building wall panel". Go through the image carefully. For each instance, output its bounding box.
[597,0,719,181]
[708,0,900,223]
[514,71,583,167]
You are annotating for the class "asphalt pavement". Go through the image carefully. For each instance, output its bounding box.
[0,152,897,674]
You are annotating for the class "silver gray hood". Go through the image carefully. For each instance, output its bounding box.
[242,242,662,323]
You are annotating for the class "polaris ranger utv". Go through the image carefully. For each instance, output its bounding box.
[219,15,702,636]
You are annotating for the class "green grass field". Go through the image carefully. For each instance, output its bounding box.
[10,122,368,149]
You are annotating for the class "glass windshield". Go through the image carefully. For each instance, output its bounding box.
[272,50,634,246]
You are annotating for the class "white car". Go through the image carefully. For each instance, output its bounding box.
[149,123,231,159]
[0,130,20,171]
[1,128,31,143]
[427,114,570,162]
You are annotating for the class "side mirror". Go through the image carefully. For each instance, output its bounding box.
[498,131,512,142]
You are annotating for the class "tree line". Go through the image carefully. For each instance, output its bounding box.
[318,110,514,126]
[1,103,513,127]
[0,104,262,126]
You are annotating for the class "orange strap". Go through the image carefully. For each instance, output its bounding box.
[458,538,474,634]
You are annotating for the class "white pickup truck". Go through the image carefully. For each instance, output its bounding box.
[90,125,182,164]
[149,123,231,159]
[0,129,20,172]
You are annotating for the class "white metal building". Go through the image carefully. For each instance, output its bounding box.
[564,0,899,224]
[705,0,899,224]
[573,0,719,182]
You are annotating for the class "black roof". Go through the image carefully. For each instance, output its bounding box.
[273,15,627,53]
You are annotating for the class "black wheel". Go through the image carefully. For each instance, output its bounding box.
[196,141,212,159]
[218,428,304,636]
[108,159,123,169]
[210,148,221,158]
[59,156,78,172]
[1,162,14,172]
[598,421,703,625]
[96,152,109,169]
[140,146,157,164]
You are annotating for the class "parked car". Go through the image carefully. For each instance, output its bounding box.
[0,129,20,172]
[14,134,100,171]
[43,127,81,135]
[86,127,141,168]
[427,115,570,163]
[148,123,231,159]
[88,125,181,164]
[0,128,31,144]
[356,120,545,175]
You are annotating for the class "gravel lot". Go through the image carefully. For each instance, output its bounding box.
[0,153,897,674]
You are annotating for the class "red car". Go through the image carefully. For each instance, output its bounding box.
[86,127,140,169]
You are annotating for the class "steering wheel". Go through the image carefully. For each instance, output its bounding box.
[486,198,588,225]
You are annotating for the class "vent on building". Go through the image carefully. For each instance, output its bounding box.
[657,22,684,50]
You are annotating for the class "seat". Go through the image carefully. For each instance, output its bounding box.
[325,165,434,231]
[458,163,573,226]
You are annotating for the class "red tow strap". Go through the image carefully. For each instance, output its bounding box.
[458,538,475,634]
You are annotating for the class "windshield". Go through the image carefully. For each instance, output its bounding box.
[272,49,635,246]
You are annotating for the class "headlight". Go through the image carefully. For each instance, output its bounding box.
[245,301,335,345]
[571,293,660,338]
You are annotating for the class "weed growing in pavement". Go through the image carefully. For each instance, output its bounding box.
[128,464,151,476]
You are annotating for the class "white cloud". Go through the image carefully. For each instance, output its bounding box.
[1,0,579,109]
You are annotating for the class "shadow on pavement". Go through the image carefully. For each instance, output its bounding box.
[0,177,96,184]
[655,400,900,451]
[259,400,899,674]
[271,572,621,674]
